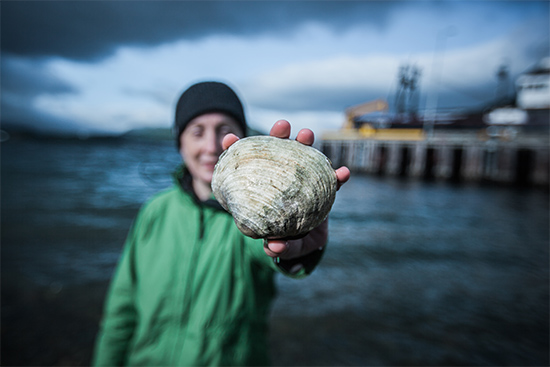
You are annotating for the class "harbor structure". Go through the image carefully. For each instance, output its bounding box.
[321,59,550,187]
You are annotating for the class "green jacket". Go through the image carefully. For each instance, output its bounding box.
[92,167,324,366]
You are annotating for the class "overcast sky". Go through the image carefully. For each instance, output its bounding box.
[1,0,549,137]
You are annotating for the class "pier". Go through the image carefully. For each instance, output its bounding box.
[321,131,549,187]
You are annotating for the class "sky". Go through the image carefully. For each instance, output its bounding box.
[1,0,549,138]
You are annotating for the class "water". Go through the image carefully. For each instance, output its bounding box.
[2,137,181,286]
[270,175,549,365]
[275,176,549,315]
[2,136,548,365]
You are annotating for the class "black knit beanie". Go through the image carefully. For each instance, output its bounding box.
[175,81,247,148]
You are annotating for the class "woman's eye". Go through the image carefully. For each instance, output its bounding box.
[191,129,203,137]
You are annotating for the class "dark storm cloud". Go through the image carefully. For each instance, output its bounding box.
[1,57,77,98]
[2,0,405,61]
[0,56,84,134]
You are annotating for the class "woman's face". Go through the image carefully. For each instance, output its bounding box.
[179,112,244,187]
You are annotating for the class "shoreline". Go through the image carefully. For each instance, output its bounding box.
[1,274,108,366]
[2,274,549,366]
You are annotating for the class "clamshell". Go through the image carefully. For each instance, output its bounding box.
[212,135,337,239]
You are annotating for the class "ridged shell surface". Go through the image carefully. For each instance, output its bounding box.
[212,135,337,239]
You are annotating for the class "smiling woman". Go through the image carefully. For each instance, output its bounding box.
[90,80,349,366]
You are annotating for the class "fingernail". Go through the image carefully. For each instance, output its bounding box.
[268,241,288,253]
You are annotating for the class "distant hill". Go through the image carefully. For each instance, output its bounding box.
[1,124,267,142]
[122,127,173,140]
[123,126,267,140]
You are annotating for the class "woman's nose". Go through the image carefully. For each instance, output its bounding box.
[204,131,223,155]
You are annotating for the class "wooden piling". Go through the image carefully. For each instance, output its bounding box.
[321,132,549,187]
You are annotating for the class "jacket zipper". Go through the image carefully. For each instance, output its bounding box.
[198,205,205,240]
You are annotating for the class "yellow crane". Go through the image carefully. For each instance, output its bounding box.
[343,99,389,130]
[343,99,424,141]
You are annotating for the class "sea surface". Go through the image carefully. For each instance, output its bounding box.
[2,135,549,366]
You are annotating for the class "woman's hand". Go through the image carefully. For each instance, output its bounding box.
[222,119,351,259]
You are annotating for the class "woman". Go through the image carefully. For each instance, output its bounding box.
[92,81,350,366]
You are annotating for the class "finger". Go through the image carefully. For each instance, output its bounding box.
[296,129,314,146]
[222,133,240,150]
[263,240,289,258]
[335,166,351,190]
[269,120,291,139]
